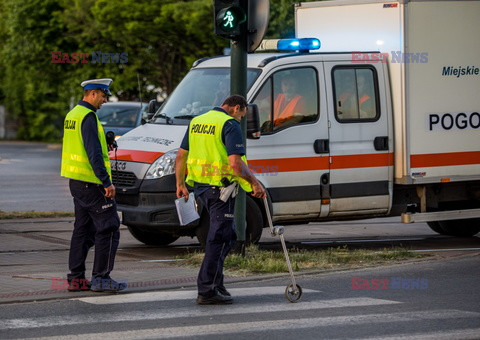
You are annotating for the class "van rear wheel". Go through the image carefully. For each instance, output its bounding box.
[427,219,480,237]
[195,195,264,247]
[427,201,480,237]
[427,221,444,234]
[127,225,179,246]
[438,219,480,237]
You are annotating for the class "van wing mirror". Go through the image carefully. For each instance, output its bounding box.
[247,104,261,139]
[147,99,157,120]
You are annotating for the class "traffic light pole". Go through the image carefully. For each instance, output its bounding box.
[230,33,248,255]
[214,0,268,255]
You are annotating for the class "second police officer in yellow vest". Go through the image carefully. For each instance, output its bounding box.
[176,95,266,305]
[61,78,127,292]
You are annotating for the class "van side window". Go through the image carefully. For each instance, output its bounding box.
[333,67,379,122]
[253,67,318,133]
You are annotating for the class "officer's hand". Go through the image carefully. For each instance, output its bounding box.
[176,185,189,200]
[251,182,266,198]
[104,184,116,199]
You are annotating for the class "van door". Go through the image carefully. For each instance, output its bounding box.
[249,64,329,221]
[323,62,392,216]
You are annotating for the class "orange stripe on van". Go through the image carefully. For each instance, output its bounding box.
[331,153,394,169]
[109,149,164,163]
[411,151,480,168]
[249,153,393,173]
[109,151,394,170]
[249,156,329,172]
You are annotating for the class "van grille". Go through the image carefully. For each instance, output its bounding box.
[112,170,137,187]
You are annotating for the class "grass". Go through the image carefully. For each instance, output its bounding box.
[0,210,74,220]
[177,245,426,276]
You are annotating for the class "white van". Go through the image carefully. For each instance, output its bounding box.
[111,0,480,245]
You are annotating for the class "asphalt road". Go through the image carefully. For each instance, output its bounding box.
[0,142,72,212]
[1,254,479,339]
[2,142,480,339]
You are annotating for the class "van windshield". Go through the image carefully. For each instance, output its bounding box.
[152,68,260,124]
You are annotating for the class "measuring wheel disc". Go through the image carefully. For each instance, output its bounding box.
[285,283,302,303]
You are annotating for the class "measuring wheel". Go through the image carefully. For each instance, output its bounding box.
[263,196,303,303]
[285,283,303,303]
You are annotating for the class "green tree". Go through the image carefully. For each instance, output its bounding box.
[266,0,299,39]
[0,0,7,102]
[85,0,226,98]
[0,0,72,141]
[0,0,318,141]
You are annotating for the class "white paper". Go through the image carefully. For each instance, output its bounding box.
[175,193,200,226]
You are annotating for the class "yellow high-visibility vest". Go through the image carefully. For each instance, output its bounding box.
[186,109,252,192]
[60,105,111,184]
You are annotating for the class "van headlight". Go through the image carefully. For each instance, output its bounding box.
[145,149,178,179]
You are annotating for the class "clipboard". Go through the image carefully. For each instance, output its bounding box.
[175,193,200,226]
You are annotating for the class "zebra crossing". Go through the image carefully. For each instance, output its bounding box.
[1,286,479,339]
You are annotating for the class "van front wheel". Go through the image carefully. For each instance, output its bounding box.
[195,195,264,247]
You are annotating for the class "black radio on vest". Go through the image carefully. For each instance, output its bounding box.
[105,131,117,149]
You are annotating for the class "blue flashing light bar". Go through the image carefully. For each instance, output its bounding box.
[277,38,321,51]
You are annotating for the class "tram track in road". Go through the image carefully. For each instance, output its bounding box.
[4,235,477,256]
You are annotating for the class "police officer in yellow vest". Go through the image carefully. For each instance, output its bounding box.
[176,95,266,305]
[61,78,126,292]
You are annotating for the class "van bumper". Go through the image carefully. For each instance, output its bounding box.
[114,174,200,233]
[117,191,201,233]
[117,192,180,228]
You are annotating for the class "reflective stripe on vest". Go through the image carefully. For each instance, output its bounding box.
[60,105,111,184]
[185,110,252,192]
[359,94,371,105]
[274,94,302,119]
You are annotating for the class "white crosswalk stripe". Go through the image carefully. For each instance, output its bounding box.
[0,298,399,329]
[356,328,480,340]
[1,286,479,339]
[73,286,319,304]
[17,310,480,340]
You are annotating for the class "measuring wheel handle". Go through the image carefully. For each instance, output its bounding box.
[285,283,303,303]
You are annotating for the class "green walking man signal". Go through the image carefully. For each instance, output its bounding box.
[214,0,246,39]
[223,10,235,28]
[213,0,270,53]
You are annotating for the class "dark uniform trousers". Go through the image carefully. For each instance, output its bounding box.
[67,179,120,281]
[197,186,237,297]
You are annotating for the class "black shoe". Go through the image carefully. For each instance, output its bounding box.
[67,279,91,292]
[196,293,233,305]
[217,286,231,297]
[90,277,127,292]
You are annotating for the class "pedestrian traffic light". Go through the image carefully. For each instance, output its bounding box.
[214,0,247,40]
[213,0,270,51]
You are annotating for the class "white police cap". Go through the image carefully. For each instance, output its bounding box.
[80,78,113,96]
